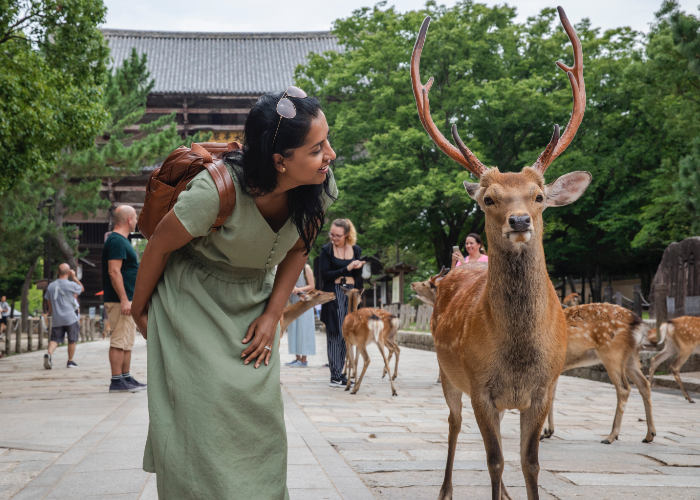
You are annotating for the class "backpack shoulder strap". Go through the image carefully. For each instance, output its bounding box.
[191,142,237,231]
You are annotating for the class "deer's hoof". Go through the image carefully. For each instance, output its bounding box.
[642,437,654,443]
[689,399,696,404]
[601,439,612,444]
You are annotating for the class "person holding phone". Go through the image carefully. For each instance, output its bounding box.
[451,233,488,269]
[319,218,364,387]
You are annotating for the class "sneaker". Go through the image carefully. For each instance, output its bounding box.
[67,360,78,368]
[124,375,147,390]
[285,360,300,367]
[329,379,344,388]
[340,375,353,386]
[292,361,308,368]
[43,353,52,370]
[109,377,140,393]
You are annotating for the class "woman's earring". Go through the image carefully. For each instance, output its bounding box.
[281,168,286,173]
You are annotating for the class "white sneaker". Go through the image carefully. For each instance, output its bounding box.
[285,360,300,367]
[44,353,52,370]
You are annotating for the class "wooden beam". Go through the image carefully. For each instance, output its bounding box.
[146,108,251,114]
[123,124,244,133]
[100,186,146,191]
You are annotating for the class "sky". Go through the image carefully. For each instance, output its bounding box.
[103,0,699,34]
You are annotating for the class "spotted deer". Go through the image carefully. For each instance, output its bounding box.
[412,7,591,499]
[411,267,449,306]
[541,304,655,444]
[649,316,700,403]
[281,290,335,333]
[341,288,400,396]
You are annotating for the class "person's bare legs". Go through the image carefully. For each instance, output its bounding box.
[300,355,307,363]
[109,347,131,376]
[67,342,76,362]
[48,340,58,356]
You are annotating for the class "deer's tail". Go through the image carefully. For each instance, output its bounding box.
[368,314,383,344]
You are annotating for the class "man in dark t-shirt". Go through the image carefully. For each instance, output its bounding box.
[101,205,145,393]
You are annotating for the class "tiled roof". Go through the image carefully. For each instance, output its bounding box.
[102,30,339,95]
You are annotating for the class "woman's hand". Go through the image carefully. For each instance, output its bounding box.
[347,260,365,271]
[452,250,465,265]
[132,304,149,340]
[241,312,279,368]
[292,286,301,295]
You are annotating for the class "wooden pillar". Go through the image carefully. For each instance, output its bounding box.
[26,318,33,352]
[14,318,20,354]
[614,291,622,306]
[633,284,642,318]
[183,98,189,138]
[38,315,44,350]
[604,286,613,304]
[398,271,404,304]
[3,319,11,356]
[655,284,668,333]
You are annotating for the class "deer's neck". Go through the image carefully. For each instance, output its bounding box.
[486,243,550,337]
[284,300,315,325]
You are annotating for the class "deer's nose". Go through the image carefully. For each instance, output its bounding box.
[508,215,531,232]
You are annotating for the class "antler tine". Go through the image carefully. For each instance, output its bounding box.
[531,125,560,172]
[533,6,586,175]
[411,16,488,179]
[451,125,490,177]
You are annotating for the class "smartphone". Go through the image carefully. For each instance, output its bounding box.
[452,246,460,253]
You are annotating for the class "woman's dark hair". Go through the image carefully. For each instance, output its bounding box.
[223,91,335,254]
[466,233,486,254]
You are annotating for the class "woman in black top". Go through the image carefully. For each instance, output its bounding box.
[320,218,364,387]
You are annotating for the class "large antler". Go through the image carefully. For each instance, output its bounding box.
[411,17,489,179]
[532,6,586,174]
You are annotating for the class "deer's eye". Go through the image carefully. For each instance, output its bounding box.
[535,195,544,203]
[483,196,495,206]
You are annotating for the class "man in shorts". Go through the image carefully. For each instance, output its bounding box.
[0,296,10,340]
[44,264,83,369]
[102,205,146,393]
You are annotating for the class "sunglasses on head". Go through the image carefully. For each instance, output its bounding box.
[272,86,308,146]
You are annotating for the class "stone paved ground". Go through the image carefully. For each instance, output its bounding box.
[1,330,699,499]
[280,333,700,500]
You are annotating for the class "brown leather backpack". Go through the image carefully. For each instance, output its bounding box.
[137,142,241,240]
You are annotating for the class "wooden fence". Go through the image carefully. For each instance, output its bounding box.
[381,303,433,331]
[2,315,98,356]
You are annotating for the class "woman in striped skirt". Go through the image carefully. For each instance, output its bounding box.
[319,219,364,387]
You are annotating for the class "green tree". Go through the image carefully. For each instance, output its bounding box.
[0,0,110,186]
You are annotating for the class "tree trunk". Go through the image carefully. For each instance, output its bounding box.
[560,275,566,301]
[567,276,578,295]
[594,266,602,302]
[21,257,38,348]
[580,275,586,303]
[53,186,78,270]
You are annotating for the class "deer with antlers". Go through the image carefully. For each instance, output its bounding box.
[341,287,400,395]
[413,7,591,499]
[648,316,700,403]
[541,303,655,444]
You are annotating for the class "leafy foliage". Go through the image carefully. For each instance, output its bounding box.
[0,0,110,186]
[298,0,700,292]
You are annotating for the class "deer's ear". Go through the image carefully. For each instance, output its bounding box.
[463,181,480,200]
[544,171,592,208]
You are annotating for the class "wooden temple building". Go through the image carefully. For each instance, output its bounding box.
[69,29,338,309]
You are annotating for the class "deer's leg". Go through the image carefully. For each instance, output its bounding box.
[350,345,371,395]
[670,347,696,403]
[437,368,462,500]
[376,341,398,396]
[387,339,400,380]
[625,354,656,442]
[471,397,505,500]
[648,342,677,386]
[600,360,631,444]
[520,399,551,500]
[497,411,514,500]
[345,342,355,392]
[540,378,558,440]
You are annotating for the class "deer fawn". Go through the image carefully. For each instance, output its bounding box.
[562,292,580,308]
[411,267,449,306]
[412,7,591,499]
[649,316,700,403]
[341,288,400,396]
[281,290,335,333]
[541,304,655,444]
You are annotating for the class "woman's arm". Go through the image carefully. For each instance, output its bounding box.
[320,246,350,281]
[241,237,309,368]
[300,264,315,292]
[131,210,194,338]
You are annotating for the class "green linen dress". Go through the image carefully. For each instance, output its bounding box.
[143,162,337,500]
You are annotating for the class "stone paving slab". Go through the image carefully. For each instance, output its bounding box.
[280,332,700,500]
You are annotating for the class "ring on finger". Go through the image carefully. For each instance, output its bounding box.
[264,346,272,351]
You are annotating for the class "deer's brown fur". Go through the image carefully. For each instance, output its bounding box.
[281,290,335,333]
[649,316,700,403]
[541,304,655,444]
[562,292,580,308]
[341,288,399,396]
